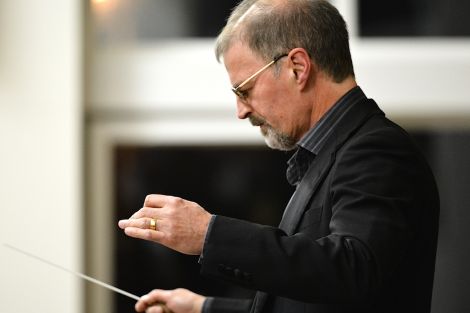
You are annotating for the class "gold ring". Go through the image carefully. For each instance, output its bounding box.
[149,218,157,231]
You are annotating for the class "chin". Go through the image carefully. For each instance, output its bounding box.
[262,127,297,151]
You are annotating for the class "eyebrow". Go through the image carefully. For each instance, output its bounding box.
[233,79,250,90]
[233,81,243,89]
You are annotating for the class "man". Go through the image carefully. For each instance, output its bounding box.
[118,0,440,312]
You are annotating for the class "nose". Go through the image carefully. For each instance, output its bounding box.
[236,98,252,119]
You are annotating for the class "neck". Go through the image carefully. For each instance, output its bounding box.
[308,75,357,128]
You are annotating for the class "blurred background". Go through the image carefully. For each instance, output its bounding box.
[1,0,469,312]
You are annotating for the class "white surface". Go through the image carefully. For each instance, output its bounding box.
[0,1,82,312]
[88,39,470,122]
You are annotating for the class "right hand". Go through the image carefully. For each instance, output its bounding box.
[136,288,206,313]
[118,194,212,255]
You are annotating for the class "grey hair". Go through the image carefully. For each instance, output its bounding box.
[215,0,355,83]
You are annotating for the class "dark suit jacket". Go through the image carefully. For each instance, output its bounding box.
[200,97,440,313]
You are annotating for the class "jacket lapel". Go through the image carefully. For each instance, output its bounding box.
[278,98,383,236]
[278,149,335,235]
[252,98,383,313]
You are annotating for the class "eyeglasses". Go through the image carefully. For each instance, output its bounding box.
[231,53,288,101]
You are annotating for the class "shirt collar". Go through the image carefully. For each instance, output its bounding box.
[298,86,367,155]
[285,86,367,186]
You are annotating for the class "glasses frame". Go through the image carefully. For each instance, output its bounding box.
[231,53,288,101]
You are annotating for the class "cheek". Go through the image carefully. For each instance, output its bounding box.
[253,80,290,122]
[256,88,280,111]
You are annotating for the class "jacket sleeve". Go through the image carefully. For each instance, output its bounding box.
[202,297,252,313]
[199,126,424,303]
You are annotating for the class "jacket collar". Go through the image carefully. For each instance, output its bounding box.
[279,97,384,235]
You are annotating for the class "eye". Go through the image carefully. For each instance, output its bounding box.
[232,86,251,101]
[238,89,249,100]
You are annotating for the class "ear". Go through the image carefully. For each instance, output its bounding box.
[287,48,312,90]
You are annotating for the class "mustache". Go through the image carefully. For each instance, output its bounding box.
[248,115,266,127]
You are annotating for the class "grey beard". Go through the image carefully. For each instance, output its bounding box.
[249,115,297,151]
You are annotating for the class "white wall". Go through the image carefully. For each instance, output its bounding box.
[88,40,470,130]
[0,1,82,313]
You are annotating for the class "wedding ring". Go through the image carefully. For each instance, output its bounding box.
[149,218,157,231]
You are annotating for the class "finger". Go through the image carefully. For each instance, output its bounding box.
[137,290,172,312]
[150,289,172,302]
[146,306,164,313]
[130,207,162,220]
[135,295,153,312]
[118,219,132,229]
[124,227,164,241]
[135,297,166,313]
[144,194,171,208]
[147,304,172,313]
[119,218,154,230]
[118,207,153,229]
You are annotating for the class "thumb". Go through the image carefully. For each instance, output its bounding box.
[152,290,172,303]
[136,289,171,312]
[155,290,173,313]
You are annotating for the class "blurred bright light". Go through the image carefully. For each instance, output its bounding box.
[91,0,116,13]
